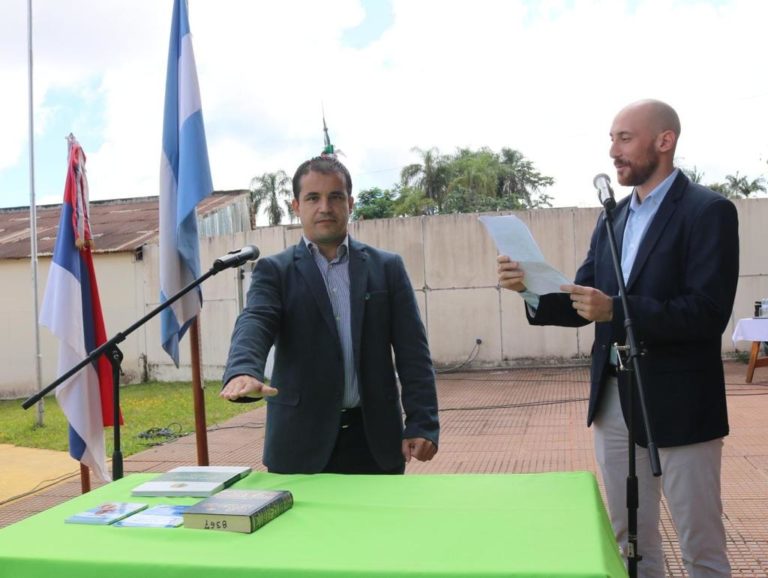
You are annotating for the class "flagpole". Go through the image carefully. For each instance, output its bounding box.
[189,318,209,466]
[160,0,212,465]
[27,0,45,428]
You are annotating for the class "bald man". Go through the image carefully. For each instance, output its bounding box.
[498,100,738,577]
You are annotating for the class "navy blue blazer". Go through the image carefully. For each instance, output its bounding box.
[528,172,739,447]
[223,237,439,473]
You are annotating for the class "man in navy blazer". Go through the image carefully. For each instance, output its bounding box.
[498,100,738,577]
[221,155,439,475]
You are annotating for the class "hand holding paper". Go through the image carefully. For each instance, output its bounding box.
[480,215,571,295]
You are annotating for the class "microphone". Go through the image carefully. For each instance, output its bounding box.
[593,173,616,211]
[213,245,260,271]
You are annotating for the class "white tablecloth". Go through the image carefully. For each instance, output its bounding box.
[732,318,768,343]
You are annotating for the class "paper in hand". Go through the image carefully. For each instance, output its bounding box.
[479,215,571,294]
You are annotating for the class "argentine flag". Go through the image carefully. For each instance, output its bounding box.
[159,0,213,366]
[40,138,114,482]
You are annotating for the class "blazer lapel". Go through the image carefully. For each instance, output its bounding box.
[294,241,339,339]
[348,239,369,374]
[601,199,630,296]
[625,173,686,291]
[612,199,630,257]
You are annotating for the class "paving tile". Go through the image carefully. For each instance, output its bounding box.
[1,360,766,574]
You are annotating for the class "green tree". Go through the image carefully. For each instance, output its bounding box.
[709,172,766,199]
[709,182,731,196]
[680,165,705,184]
[724,172,766,198]
[249,171,292,226]
[447,148,500,200]
[400,147,449,213]
[393,185,436,217]
[439,147,554,213]
[497,148,554,209]
[352,187,397,220]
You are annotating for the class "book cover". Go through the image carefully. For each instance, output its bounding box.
[113,504,190,528]
[183,489,293,534]
[65,502,148,525]
[131,465,252,497]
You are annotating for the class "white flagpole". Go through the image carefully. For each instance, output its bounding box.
[27,0,44,426]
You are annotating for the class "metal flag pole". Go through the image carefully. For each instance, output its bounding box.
[27,0,45,427]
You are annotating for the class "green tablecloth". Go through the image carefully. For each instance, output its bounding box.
[0,471,626,578]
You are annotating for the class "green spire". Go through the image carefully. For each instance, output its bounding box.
[322,110,335,156]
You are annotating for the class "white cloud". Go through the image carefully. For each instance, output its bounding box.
[1,0,765,208]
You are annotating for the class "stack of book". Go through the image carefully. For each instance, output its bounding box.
[64,466,293,534]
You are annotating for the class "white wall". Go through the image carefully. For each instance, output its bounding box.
[3,198,766,398]
[1,252,146,399]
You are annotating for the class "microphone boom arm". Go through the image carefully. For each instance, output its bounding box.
[22,245,260,479]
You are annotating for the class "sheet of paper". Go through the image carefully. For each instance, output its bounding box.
[479,215,571,295]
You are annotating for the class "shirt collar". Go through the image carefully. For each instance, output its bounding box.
[630,168,679,212]
[303,235,349,261]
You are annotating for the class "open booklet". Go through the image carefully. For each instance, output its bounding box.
[479,215,571,294]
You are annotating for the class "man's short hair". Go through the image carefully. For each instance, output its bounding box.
[292,155,353,200]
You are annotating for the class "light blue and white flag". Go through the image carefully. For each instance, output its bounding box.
[159,0,213,366]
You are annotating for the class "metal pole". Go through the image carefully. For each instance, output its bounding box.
[27,0,45,427]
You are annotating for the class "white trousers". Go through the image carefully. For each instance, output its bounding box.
[593,377,731,578]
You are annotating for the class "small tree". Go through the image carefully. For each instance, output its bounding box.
[249,171,292,226]
[352,188,397,221]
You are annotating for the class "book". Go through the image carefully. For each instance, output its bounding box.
[113,504,190,528]
[183,488,293,534]
[65,502,148,525]
[131,465,252,497]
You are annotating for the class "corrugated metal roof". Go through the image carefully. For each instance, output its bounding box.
[0,190,250,260]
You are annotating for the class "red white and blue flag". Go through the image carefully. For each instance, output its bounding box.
[40,136,116,482]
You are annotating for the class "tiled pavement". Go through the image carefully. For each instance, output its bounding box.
[2,360,767,576]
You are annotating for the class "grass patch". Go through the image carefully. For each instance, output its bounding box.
[0,381,260,457]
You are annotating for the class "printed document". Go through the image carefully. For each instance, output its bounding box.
[479,215,571,294]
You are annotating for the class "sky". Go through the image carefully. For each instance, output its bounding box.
[1,0,766,212]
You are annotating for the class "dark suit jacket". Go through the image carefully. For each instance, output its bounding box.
[223,237,439,473]
[528,172,739,447]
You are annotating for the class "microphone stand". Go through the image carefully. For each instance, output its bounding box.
[601,201,662,578]
[22,255,253,481]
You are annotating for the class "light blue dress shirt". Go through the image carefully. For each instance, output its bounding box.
[619,169,679,284]
[304,236,360,408]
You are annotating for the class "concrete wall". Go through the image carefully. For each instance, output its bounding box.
[3,198,767,398]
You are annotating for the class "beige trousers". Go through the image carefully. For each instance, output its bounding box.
[593,377,731,578]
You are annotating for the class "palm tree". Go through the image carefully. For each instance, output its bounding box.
[724,172,766,198]
[447,148,499,200]
[400,147,449,213]
[249,171,292,226]
[497,148,554,208]
[680,165,705,184]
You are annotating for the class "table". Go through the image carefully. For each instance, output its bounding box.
[0,471,626,578]
[732,318,768,383]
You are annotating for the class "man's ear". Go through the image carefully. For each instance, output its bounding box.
[291,198,300,212]
[656,129,676,153]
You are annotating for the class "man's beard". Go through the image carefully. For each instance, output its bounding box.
[617,148,658,187]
